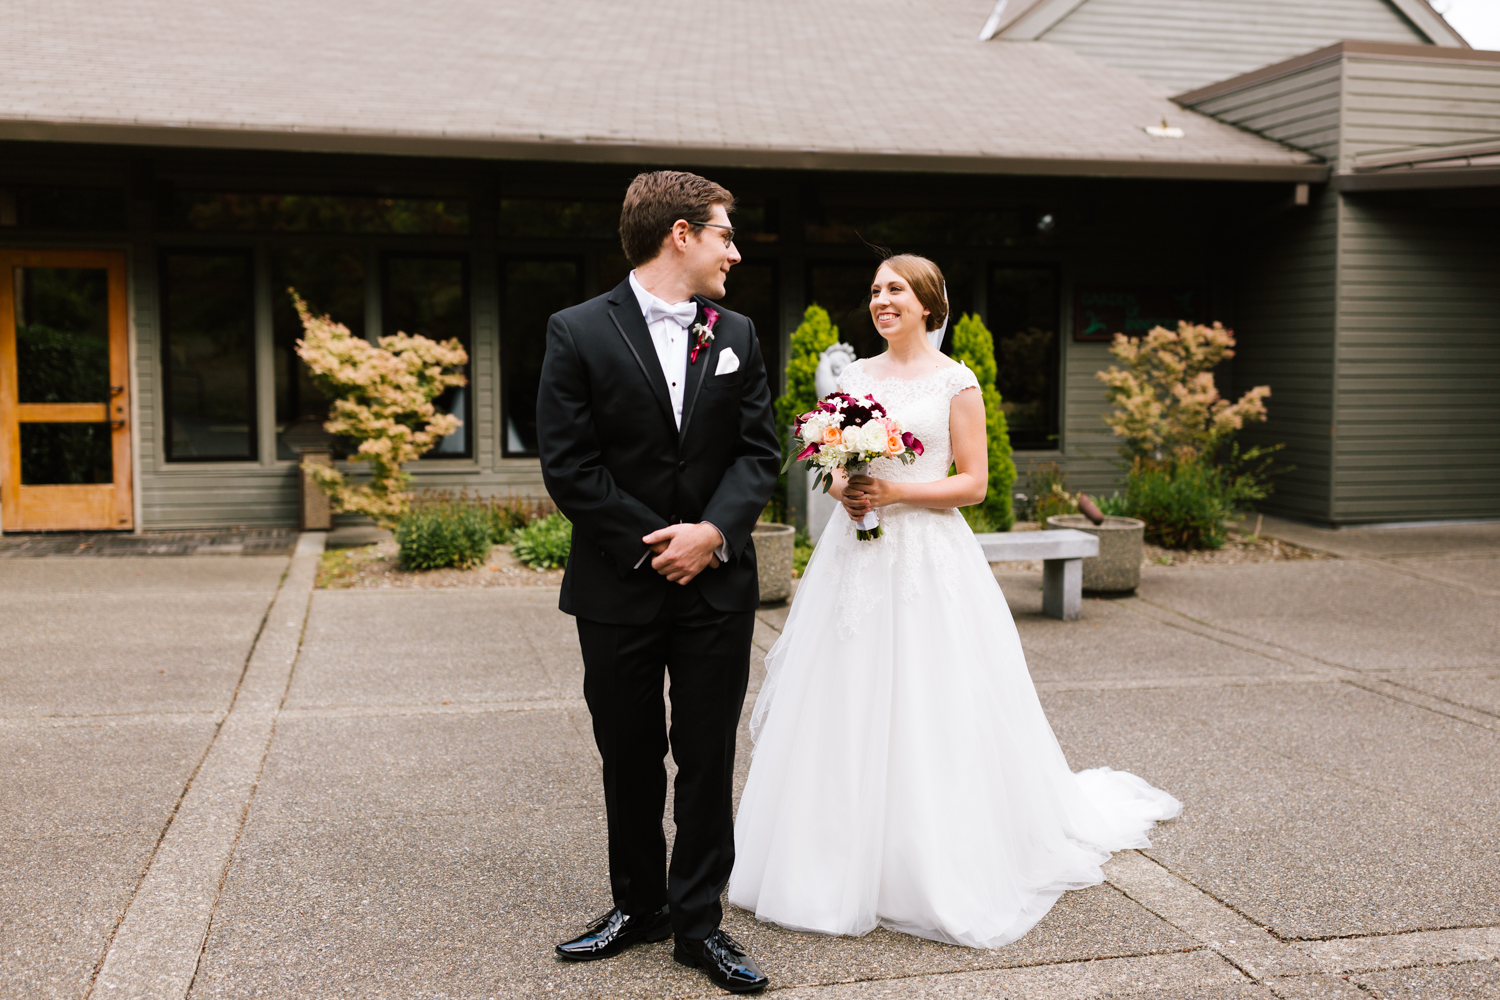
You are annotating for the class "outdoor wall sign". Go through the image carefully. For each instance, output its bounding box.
[1073,286,1202,341]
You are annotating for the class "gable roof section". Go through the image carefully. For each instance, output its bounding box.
[1176,41,1500,190]
[985,0,1465,93]
[0,0,1321,182]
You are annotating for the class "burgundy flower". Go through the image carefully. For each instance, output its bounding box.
[902,431,924,456]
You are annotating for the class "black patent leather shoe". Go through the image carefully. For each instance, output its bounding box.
[555,905,672,961]
[673,929,769,994]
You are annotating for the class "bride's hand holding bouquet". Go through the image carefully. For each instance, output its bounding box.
[783,391,923,540]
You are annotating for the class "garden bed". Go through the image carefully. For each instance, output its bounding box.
[317,541,564,589]
[991,521,1327,573]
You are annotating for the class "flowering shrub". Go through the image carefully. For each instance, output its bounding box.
[1098,322,1285,549]
[292,291,468,527]
[1097,322,1269,464]
[949,314,1016,531]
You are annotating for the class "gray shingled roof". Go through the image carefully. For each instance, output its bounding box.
[0,0,1323,180]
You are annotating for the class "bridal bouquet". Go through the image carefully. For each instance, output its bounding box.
[783,392,924,540]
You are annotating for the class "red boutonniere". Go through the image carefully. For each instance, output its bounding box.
[689,307,719,364]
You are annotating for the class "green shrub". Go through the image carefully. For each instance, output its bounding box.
[1094,492,1133,517]
[1025,461,1077,524]
[774,305,839,440]
[395,497,493,570]
[511,513,573,569]
[961,505,1001,533]
[948,314,1016,531]
[792,528,813,578]
[1126,460,1231,550]
[771,306,840,524]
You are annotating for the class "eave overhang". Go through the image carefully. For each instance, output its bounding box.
[0,119,1329,184]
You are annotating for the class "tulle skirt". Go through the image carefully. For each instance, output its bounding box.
[728,504,1181,948]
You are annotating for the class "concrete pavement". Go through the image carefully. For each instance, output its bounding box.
[2,520,1497,998]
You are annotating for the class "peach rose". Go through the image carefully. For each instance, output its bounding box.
[822,424,843,446]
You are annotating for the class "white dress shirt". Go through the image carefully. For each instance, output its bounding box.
[627,270,729,568]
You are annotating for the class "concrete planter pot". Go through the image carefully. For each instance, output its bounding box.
[753,522,795,605]
[1046,514,1145,593]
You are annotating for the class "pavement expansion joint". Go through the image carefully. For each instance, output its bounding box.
[0,710,225,729]
[85,532,325,1000]
[1118,596,1500,732]
[1105,851,1500,986]
[279,697,588,720]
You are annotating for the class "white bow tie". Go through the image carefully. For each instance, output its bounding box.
[645,298,699,329]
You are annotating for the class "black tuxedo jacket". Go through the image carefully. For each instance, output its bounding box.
[536,277,781,625]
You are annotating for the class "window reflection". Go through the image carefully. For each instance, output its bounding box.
[989,267,1060,449]
[384,255,471,458]
[172,193,468,235]
[271,249,364,459]
[502,260,581,457]
[162,252,256,461]
[712,263,779,390]
[14,267,110,404]
[498,199,619,240]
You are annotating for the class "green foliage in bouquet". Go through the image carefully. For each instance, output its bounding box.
[395,495,493,570]
[511,512,573,570]
[948,314,1016,532]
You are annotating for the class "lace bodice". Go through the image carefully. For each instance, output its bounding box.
[837,359,980,483]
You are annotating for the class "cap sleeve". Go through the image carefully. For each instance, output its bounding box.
[945,363,980,399]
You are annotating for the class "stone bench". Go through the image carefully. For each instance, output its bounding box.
[974,529,1099,621]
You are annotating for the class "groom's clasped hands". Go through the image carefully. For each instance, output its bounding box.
[643,522,723,584]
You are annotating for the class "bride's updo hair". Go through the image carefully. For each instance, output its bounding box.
[878,254,948,332]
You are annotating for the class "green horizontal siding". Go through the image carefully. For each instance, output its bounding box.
[1234,186,1339,522]
[1184,59,1345,162]
[1341,54,1500,168]
[1331,196,1500,523]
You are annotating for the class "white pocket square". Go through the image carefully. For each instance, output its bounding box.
[714,347,740,376]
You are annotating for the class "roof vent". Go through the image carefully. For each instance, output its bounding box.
[1145,119,1185,139]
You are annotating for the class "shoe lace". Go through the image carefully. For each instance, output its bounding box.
[710,929,746,957]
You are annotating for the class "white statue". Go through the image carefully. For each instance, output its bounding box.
[814,342,857,399]
[807,342,856,544]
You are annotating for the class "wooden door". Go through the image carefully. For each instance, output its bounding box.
[0,250,133,531]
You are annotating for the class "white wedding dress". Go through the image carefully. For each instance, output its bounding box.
[728,359,1181,949]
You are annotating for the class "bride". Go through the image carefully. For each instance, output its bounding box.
[727,254,1181,949]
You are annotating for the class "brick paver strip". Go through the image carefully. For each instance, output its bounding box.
[90,533,325,1000]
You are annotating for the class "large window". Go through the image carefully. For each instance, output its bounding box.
[270,248,364,459]
[161,252,256,461]
[384,254,471,458]
[168,193,468,235]
[989,267,1060,450]
[502,259,582,457]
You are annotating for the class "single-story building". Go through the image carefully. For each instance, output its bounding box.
[0,0,1492,532]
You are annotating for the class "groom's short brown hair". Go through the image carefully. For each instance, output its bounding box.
[620,171,735,266]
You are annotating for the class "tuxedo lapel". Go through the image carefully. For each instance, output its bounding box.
[678,297,716,441]
[605,280,676,431]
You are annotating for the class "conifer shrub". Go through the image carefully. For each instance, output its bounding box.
[948,314,1016,531]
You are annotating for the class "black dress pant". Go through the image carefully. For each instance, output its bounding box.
[575,582,754,941]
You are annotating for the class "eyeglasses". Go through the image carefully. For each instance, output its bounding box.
[688,221,736,247]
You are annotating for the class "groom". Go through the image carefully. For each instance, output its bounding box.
[537,171,780,993]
